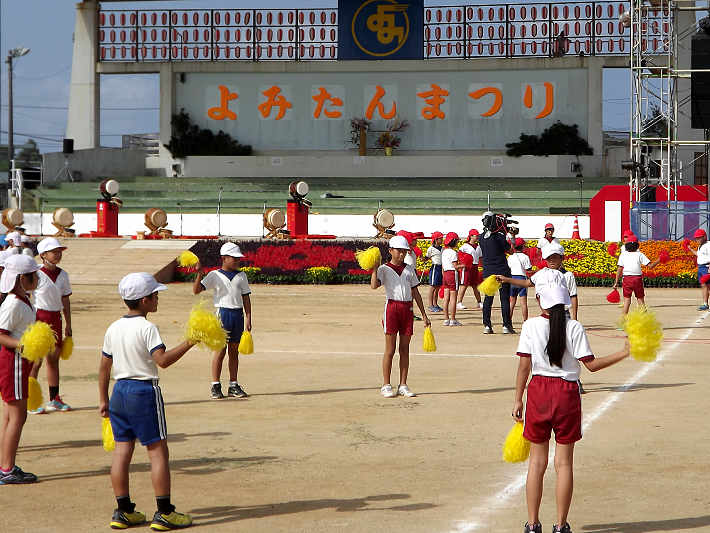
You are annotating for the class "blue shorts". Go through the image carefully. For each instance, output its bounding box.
[699,264,709,284]
[109,379,167,446]
[218,307,244,344]
[510,275,528,297]
[429,264,443,287]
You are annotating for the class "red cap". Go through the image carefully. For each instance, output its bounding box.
[468,229,480,237]
[444,232,459,246]
[694,229,707,239]
[544,223,554,230]
[515,237,525,247]
[431,231,444,243]
[623,229,635,237]
[626,235,639,243]
[396,230,414,244]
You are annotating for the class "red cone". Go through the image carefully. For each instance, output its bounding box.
[571,215,581,240]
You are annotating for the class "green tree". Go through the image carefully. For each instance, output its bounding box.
[506,121,594,157]
[164,110,252,159]
[16,139,42,167]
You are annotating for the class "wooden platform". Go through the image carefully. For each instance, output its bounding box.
[43,237,196,286]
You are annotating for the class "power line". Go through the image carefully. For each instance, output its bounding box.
[0,105,158,111]
[13,65,72,80]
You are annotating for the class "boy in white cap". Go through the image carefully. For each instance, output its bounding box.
[193,242,252,399]
[99,273,196,530]
[20,235,34,258]
[371,235,430,398]
[0,254,41,484]
[29,237,73,414]
[6,231,21,254]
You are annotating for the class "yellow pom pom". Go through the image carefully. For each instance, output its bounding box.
[502,422,530,463]
[102,417,115,452]
[183,301,228,352]
[177,250,199,268]
[27,377,44,411]
[478,275,502,297]
[238,330,254,354]
[422,327,436,352]
[624,307,664,362]
[60,336,74,361]
[355,247,381,270]
[19,322,57,362]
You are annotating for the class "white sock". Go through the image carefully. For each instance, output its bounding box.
[229,381,238,386]
[212,382,220,386]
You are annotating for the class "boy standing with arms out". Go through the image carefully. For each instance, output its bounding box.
[99,273,195,530]
[371,236,430,398]
[29,238,73,414]
[193,243,252,399]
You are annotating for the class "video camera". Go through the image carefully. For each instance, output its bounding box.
[482,212,519,235]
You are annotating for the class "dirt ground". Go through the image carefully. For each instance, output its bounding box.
[2,282,710,533]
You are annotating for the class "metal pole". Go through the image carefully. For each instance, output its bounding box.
[579,180,584,214]
[487,185,491,211]
[7,52,13,183]
[177,202,182,236]
[217,187,223,236]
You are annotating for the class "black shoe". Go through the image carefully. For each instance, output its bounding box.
[578,381,586,394]
[210,383,225,399]
[524,523,542,533]
[553,524,573,533]
[228,383,248,398]
[0,466,38,484]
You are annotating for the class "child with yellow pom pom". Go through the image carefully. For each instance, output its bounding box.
[193,242,252,399]
[371,235,430,398]
[99,273,195,530]
[511,280,629,533]
[29,237,73,414]
[0,254,40,484]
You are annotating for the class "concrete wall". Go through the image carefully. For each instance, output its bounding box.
[43,148,146,183]
[182,154,604,179]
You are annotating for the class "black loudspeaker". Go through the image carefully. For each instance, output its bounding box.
[62,138,74,154]
[691,36,710,129]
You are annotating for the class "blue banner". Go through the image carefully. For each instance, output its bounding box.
[338,0,424,60]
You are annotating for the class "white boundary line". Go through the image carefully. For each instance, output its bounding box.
[445,313,707,533]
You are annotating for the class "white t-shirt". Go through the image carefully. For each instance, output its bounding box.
[404,251,417,268]
[508,252,531,277]
[617,250,650,276]
[442,248,459,272]
[34,267,72,312]
[517,316,594,382]
[8,248,19,255]
[201,269,251,309]
[697,242,710,265]
[536,236,561,250]
[459,243,483,265]
[530,268,566,287]
[426,245,442,266]
[103,315,165,381]
[21,248,34,258]
[0,294,35,340]
[562,270,578,298]
[377,263,420,301]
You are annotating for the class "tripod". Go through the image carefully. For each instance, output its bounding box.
[52,155,75,183]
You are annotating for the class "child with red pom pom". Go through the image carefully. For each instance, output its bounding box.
[612,236,660,319]
[689,229,710,310]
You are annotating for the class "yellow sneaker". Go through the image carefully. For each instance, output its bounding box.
[150,510,193,530]
[110,509,146,529]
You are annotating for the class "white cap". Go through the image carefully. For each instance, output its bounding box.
[0,250,12,268]
[118,272,166,300]
[0,255,40,293]
[388,235,411,250]
[536,282,572,310]
[542,242,565,259]
[20,235,29,243]
[220,242,244,258]
[37,237,67,255]
[7,231,20,247]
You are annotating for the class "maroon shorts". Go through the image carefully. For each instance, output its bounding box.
[442,270,458,291]
[462,264,479,286]
[36,309,63,349]
[523,375,582,445]
[382,300,414,336]
[622,275,645,299]
[0,346,30,402]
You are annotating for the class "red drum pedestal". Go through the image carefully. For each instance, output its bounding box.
[287,200,308,236]
[96,200,119,235]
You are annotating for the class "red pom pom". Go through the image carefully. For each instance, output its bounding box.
[701,274,710,285]
[457,250,473,267]
[412,245,422,258]
[658,249,670,264]
[682,238,691,252]
[438,287,445,298]
[606,289,621,303]
[525,247,537,260]
[607,243,618,257]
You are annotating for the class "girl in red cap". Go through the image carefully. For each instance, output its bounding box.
[612,236,660,318]
[426,232,444,312]
[441,232,464,326]
[456,229,483,310]
[690,229,710,310]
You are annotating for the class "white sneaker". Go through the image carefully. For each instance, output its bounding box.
[483,326,494,334]
[456,302,467,310]
[477,302,484,309]
[503,327,516,334]
[397,384,417,397]
[381,384,396,398]
[443,319,451,326]
[449,320,463,326]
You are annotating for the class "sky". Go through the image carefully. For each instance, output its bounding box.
[0,0,630,155]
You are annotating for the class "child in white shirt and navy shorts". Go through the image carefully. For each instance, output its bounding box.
[507,238,532,322]
[512,278,629,533]
[0,255,41,485]
[371,235,430,398]
[29,237,73,414]
[613,236,660,318]
[193,242,252,400]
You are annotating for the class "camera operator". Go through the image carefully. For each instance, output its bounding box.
[479,212,516,334]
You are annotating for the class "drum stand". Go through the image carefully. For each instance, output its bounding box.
[53,155,75,183]
[52,221,76,238]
